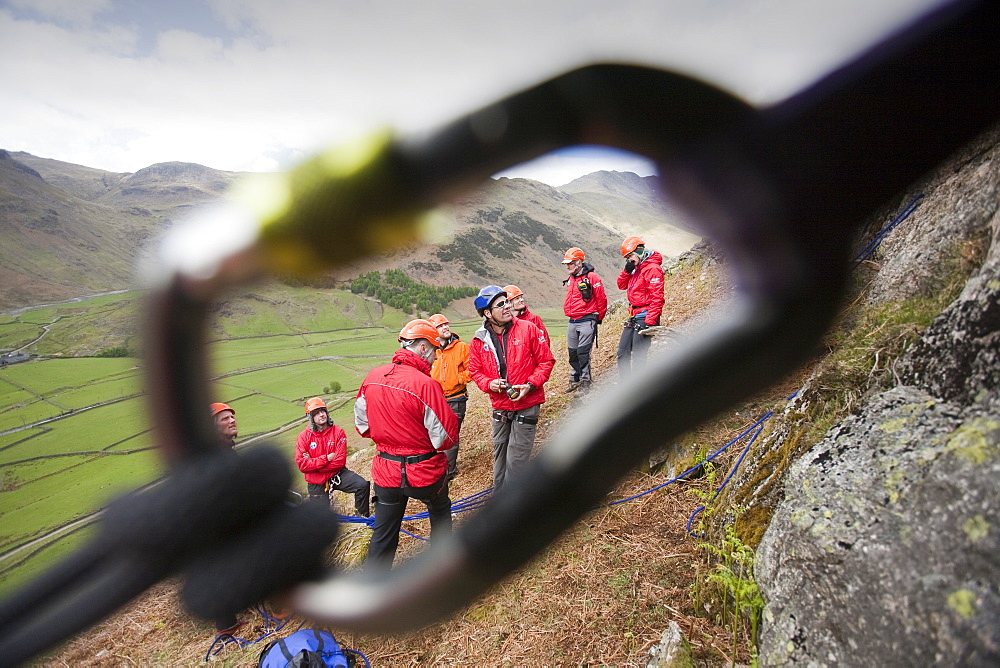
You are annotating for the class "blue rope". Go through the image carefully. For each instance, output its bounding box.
[851,193,924,267]
[333,488,494,540]
[203,604,296,660]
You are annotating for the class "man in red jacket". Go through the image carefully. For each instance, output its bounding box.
[469,285,555,493]
[295,397,371,517]
[355,319,458,573]
[503,284,550,348]
[616,236,665,378]
[561,247,607,393]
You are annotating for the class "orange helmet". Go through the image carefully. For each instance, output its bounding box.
[502,285,524,299]
[398,319,442,347]
[621,236,645,257]
[304,397,327,414]
[561,247,585,263]
[427,313,450,327]
[210,402,234,416]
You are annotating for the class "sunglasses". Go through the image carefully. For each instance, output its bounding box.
[490,299,509,309]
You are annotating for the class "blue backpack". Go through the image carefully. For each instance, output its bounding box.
[257,628,351,668]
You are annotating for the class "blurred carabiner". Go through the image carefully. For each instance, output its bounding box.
[0,0,997,663]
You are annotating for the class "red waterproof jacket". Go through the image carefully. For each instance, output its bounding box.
[355,349,458,488]
[563,263,608,321]
[517,307,550,348]
[295,423,348,485]
[469,317,555,412]
[616,251,665,326]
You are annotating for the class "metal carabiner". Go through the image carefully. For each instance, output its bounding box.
[1,0,997,662]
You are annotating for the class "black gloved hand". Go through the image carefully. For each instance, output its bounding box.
[624,259,636,273]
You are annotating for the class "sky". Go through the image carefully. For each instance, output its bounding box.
[0,0,945,187]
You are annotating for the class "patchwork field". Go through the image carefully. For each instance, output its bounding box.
[0,287,543,595]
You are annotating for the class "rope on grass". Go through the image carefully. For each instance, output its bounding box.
[334,488,494,540]
[204,604,298,660]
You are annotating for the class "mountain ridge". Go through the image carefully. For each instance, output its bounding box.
[1,151,700,311]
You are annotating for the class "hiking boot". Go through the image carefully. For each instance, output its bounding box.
[215,621,246,637]
[566,381,580,393]
[577,380,592,394]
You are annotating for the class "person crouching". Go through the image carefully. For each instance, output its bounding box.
[295,397,371,517]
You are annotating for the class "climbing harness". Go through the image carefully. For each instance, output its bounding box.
[1,1,997,662]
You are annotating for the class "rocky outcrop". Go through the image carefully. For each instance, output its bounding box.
[755,126,1000,664]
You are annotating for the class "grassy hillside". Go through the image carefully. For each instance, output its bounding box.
[2,150,698,313]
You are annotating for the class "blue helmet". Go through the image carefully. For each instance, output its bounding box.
[474,285,506,316]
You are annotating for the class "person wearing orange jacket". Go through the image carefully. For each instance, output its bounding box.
[428,313,471,481]
[355,319,458,573]
[561,247,607,393]
[295,397,371,517]
[469,286,555,493]
[503,284,550,348]
[616,236,665,378]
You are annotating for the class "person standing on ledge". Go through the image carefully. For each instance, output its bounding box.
[355,319,458,573]
[469,285,555,492]
[428,313,471,481]
[616,235,664,379]
[560,247,607,393]
[503,284,550,348]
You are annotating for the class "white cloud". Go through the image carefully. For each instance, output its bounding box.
[0,0,948,183]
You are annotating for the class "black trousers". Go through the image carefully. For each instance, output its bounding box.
[444,396,467,480]
[364,478,451,573]
[306,467,371,517]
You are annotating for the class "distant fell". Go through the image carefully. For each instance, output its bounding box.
[0,152,699,311]
[559,170,700,255]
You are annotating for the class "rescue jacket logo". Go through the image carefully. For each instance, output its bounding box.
[309,442,317,449]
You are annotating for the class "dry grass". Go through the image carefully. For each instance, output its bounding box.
[47,257,750,667]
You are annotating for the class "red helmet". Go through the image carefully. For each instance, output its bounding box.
[621,236,645,257]
[304,397,327,415]
[561,247,585,264]
[210,402,234,417]
[502,285,524,299]
[427,313,450,327]
[398,319,442,347]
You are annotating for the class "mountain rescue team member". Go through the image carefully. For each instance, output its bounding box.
[428,313,471,481]
[469,286,555,492]
[355,319,458,573]
[295,397,371,517]
[208,402,245,637]
[561,247,607,393]
[211,402,239,449]
[503,284,550,348]
[616,236,665,378]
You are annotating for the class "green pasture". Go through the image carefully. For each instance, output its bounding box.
[0,321,43,350]
[0,357,138,395]
[0,524,96,596]
[0,379,35,411]
[0,283,469,594]
[1,448,161,553]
